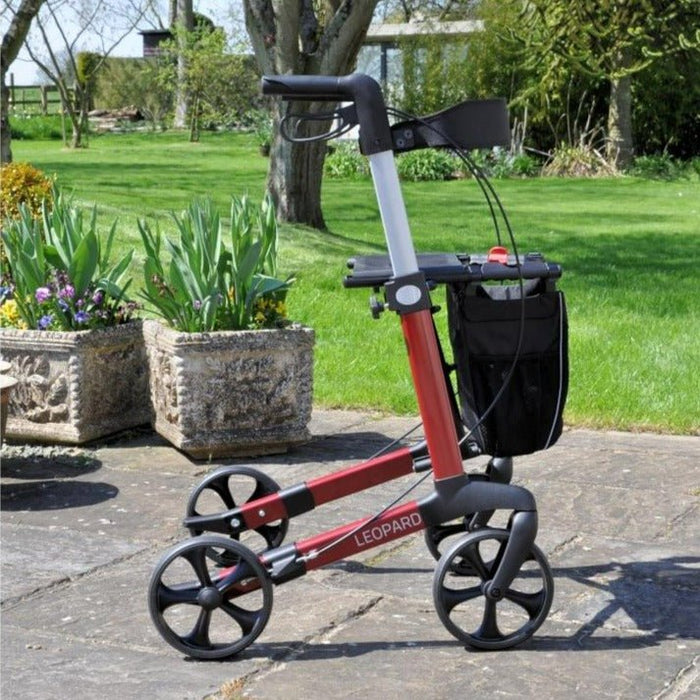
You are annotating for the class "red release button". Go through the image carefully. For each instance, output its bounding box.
[487,246,509,264]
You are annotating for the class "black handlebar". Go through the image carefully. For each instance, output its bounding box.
[261,73,393,155]
[262,74,354,101]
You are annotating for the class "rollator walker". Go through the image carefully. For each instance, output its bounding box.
[148,73,569,659]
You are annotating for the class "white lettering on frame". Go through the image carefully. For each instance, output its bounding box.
[353,512,422,548]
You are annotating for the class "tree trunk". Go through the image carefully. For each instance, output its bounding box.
[1,0,46,163]
[0,80,11,164]
[69,111,82,148]
[607,74,634,170]
[269,102,329,228]
[173,0,193,129]
[243,0,378,229]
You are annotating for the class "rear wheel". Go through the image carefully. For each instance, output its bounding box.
[186,465,289,555]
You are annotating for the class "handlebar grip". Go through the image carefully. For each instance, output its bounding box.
[261,75,350,101]
[261,73,393,155]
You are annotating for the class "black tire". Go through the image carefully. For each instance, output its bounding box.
[433,528,553,650]
[148,535,273,660]
[186,465,288,553]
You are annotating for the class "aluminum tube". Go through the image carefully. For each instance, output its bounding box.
[368,150,419,277]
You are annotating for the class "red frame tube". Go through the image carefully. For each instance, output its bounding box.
[307,447,414,504]
[295,501,424,570]
[401,309,464,481]
[238,447,415,530]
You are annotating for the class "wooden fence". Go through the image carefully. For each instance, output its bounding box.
[6,74,74,115]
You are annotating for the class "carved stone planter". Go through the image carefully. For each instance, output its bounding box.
[0,322,150,444]
[143,320,314,459]
[0,368,17,444]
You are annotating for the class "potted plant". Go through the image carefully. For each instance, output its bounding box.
[138,194,314,458]
[0,190,149,444]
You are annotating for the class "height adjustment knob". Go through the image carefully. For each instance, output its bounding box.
[369,295,386,319]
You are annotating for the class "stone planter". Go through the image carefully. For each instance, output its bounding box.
[143,320,314,459]
[0,371,18,444]
[0,321,150,444]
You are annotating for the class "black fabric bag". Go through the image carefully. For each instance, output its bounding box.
[447,278,568,457]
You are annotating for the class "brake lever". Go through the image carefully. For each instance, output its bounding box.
[280,104,358,143]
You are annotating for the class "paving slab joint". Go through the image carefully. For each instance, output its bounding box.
[653,655,699,699]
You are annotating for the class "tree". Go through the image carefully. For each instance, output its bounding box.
[243,0,379,229]
[1,0,46,163]
[158,23,259,141]
[22,0,150,149]
[515,0,700,168]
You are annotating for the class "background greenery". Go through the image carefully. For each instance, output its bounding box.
[12,131,700,434]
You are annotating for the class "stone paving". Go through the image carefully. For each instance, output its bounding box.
[1,410,698,699]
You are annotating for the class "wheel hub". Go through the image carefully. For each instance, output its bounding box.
[197,586,223,610]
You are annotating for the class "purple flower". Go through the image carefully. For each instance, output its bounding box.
[193,300,202,311]
[74,310,90,324]
[58,284,75,300]
[92,291,104,306]
[35,286,52,303]
[58,299,69,311]
[38,314,53,329]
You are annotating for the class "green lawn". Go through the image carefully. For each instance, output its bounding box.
[12,131,700,434]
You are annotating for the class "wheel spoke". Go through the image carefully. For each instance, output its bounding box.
[220,601,261,636]
[183,608,212,649]
[504,587,547,619]
[156,581,200,610]
[250,480,270,502]
[182,547,212,586]
[216,560,263,599]
[475,598,502,640]
[459,542,491,580]
[440,584,483,614]
[199,476,235,511]
[256,523,281,549]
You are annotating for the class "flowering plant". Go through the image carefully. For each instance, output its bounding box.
[0,189,137,331]
[138,194,293,333]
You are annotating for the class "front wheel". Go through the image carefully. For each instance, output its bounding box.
[433,528,553,650]
[148,536,273,659]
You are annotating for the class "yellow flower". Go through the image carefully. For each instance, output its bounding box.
[0,299,27,328]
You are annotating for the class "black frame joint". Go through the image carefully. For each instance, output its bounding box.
[385,272,432,315]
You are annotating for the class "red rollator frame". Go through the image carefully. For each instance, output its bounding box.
[148,74,556,660]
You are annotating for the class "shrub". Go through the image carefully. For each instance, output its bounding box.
[542,145,615,177]
[0,162,54,221]
[628,153,685,180]
[324,142,369,178]
[468,148,540,178]
[95,57,172,130]
[397,149,457,181]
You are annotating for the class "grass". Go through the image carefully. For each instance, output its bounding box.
[10,113,65,140]
[11,130,700,434]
